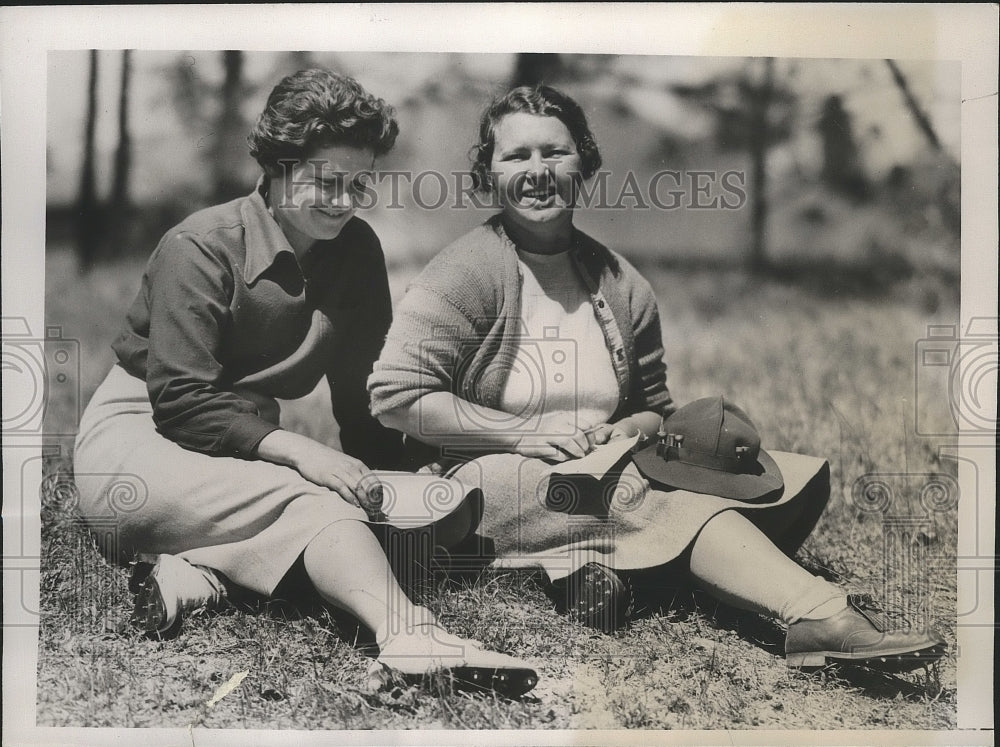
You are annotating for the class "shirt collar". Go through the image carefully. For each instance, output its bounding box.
[240,175,299,284]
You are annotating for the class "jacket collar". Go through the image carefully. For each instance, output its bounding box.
[240,175,299,284]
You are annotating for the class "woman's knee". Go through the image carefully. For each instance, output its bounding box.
[302,519,371,563]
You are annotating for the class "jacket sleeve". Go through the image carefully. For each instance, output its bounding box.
[327,235,404,469]
[628,269,676,418]
[143,233,281,457]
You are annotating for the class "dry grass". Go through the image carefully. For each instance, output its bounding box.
[36,245,960,730]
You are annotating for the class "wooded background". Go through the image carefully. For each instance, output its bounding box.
[48,51,959,289]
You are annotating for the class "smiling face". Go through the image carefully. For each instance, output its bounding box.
[490,113,583,246]
[268,143,375,255]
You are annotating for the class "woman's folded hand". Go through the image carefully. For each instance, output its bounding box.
[257,430,382,511]
[586,422,633,446]
[511,412,592,462]
[293,442,382,509]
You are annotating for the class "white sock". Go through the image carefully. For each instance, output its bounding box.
[779,576,847,625]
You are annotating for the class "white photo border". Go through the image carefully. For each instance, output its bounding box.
[2,4,996,745]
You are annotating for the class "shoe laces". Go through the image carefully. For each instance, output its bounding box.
[847,593,913,634]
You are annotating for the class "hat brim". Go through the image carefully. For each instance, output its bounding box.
[632,445,784,503]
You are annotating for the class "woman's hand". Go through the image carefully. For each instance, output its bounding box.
[376,394,661,464]
[511,412,592,462]
[586,422,635,446]
[256,430,383,514]
[588,413,664,446]
[294,441,381,508]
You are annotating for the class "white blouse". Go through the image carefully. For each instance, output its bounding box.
[498,248,620,430]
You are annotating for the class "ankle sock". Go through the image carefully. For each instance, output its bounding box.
[800,594,848,621]
[779,576,847,625]
[375,606,437,644]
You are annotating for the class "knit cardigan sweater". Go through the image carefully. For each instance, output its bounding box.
[368,215,675,453]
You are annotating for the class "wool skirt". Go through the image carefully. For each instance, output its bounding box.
[74,366,830,593]
[73,364,384,595]
[449,449,831,582]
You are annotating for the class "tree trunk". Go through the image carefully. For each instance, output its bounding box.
[213,50,246,203]
[287,50,313,72]
[817,94,869,201]
[511,53,562,87]
[748,57,774,271]
[885,59,941,151]
[111,50,133,213]
[76,49,101,271]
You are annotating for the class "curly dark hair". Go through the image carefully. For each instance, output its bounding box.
[470,85,602,192]
[248,69,399,173]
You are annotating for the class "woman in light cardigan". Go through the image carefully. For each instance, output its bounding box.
[368,85,945,670]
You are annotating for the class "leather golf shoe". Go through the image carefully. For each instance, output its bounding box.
[554,562,633,634]
[785,593,946,671]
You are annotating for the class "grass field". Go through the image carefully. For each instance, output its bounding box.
[36,244,960,730]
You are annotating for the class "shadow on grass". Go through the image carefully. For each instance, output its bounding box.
[625,564,948,703]
[818,663,950,702]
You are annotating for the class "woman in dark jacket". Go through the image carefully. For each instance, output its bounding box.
[74,69,536,696]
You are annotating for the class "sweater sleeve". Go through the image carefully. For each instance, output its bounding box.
[326,235,404,469]
[143,233,280,457]
[629,270,676,418]
[367,282,480,421]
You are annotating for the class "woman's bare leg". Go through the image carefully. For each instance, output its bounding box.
[302,520,438,642]
[302,520,536,688]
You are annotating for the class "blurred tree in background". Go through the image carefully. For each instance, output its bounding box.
[885,59,942,153]
[111,50,133,216]
[512,53,564,86]
[76,50,136,270]
[56,50,959,304]
[76,50,101,271]
[671,57,797,270]
[213,51,249,204]
[817,94,870,201]
[170,50,254,204]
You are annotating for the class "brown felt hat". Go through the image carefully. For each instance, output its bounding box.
[632,396,783,502]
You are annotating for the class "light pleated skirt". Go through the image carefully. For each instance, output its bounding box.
[449,449,831,582]
[73,364,373,595]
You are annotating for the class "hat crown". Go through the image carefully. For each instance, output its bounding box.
[665,396,760,472]
[634,395,783,500]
